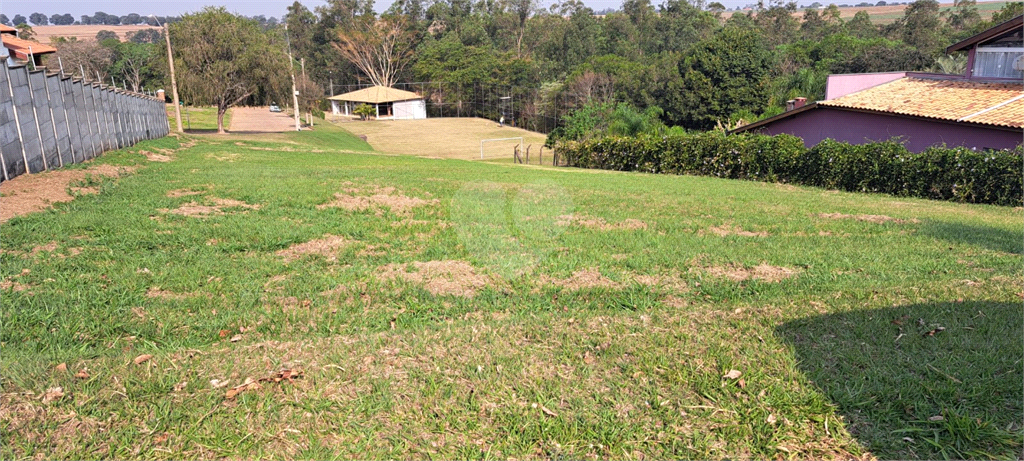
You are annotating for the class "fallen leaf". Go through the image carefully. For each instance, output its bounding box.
[582,351,595,365]
[929,415,945,422]
[218,329,231,338]
[225,378,260,399]
[133,354,153,365]
[154,432,172,444]
[923,326,946,337]
[42,387,64,403]
[229,334,243,342]
[723,370,742,380]
[54,363,68,372]
[173,381,188,391]
[738,378,747,388]
[259,369,304,384]
[767,414,777,424]
[902,437,914,442]
[210,379,230,389]
[540,405,558,417]
[74,369,90,379]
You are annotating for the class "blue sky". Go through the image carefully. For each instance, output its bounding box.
[2,0,759,20]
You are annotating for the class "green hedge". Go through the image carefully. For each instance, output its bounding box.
[557,132,1023,206]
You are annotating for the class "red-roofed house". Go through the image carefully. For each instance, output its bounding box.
[731,15,1023,153]
[1,25,57,67]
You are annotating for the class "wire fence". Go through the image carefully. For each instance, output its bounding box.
[327,81,569,134]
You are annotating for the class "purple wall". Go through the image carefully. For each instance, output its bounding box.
[746,107,1022,153]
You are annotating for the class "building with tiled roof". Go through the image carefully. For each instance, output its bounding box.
[732,15,1023,153]
[1,26,57,67]
[328,86,427,120]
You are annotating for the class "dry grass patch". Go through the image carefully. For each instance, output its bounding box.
[556,214,649,231]
[377,260,491,297]
[165,188,207,198]
[817,212,920,224]
[146,287,201,300]
[701,224,769,237]
[139,150,172,162]
[276,235,355,262]
[631,271,690,293]
[0,392,106,454]
[161,197,261,217]
[693,263,802,283]
[317,185,438,216]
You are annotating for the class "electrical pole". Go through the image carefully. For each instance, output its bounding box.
[154,16,183,133]
[285,24,301,131]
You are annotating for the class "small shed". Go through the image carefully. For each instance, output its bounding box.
[328,86,426,120]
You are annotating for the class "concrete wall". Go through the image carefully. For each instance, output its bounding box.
[744,106,1023,153]
[0,61,168,182]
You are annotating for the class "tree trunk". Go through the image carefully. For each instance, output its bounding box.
[217,106,227,134]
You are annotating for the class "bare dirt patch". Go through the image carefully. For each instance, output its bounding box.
[817,213,920,224]
[0,280,30,292]
[146,288,197,300]
[700,224,769,237]
[631,271,689,293]
[317,186,438,216]
[0,164,135,223]
[276,235,355,262]
[0,392,105,454]
[693,263,802,283]
[378,260,490,297]
[556,214,649,231]
[161,197,261,217]
[538,268,622,291]
[166,188,207,198]
[140,150,173,162]
[34,24,160,44]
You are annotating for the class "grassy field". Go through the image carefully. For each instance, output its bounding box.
[165,105,231,133]
[1,121,1021,459]
[338,117,549,162]
[721,0,1010,24]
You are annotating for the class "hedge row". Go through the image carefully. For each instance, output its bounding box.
[557,132,1023,206]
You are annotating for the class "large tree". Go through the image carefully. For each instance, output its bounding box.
[29,13,48,26]
[170,7,289,133]
[334,16,415,87]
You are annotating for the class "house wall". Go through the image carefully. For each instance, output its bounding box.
[745,107,1022,153]
[393,99,426,120]
[0,61,167,182]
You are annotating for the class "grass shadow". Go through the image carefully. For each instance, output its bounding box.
[920,220,1023,255]
[776,301,1023,459]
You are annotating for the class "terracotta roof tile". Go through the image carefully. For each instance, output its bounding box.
[1,35,58,61]
[0,24,16,34]
[819,77,1024,128]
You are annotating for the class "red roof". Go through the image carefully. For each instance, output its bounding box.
[0,24,16,34]
[2,35,57,61]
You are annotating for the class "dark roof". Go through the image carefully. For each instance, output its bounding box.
[947,14,1023,53]
[732,76,1024,134]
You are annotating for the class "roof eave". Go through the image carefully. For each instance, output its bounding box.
[946,14,1023,53]
[729,103,819,134]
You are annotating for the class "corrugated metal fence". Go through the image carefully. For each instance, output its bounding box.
[0,61,169,182]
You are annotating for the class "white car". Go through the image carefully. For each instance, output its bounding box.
[269,105,282,112]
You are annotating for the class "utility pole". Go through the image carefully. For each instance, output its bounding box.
[285,24,301,131]
[300,57,311,127]
[154,15,183,133]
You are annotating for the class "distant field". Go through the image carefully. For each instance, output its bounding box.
[31,25,160,44]
[337,117,549,162]
[721,0,1009,24]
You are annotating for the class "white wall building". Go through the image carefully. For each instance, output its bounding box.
[328,86,427,121]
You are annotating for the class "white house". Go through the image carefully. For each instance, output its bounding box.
[328,86,427,120]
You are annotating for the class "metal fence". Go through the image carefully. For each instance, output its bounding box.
[0,61,169,182]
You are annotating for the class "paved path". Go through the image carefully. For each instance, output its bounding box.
[229,107,299,133]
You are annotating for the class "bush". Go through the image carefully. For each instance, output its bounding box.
[557,134,1022,206]
[353,104,375,121]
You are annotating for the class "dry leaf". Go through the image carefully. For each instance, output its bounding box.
[133,354,153,365]
[929,415,944,421]
[540,405,558,417]
[225,378,261,399]
[74,369,90,379]
[923,327,946,337]
[582,351,595,365]
[767,414,777,424]
[737,378,747,388]
[42,387,64,403]
[218,329,231,338]
[54,363,68,372]
[154,432,172,444]
[723,369,742,379]
[173,381,188,391]
[259,369,304,383]
[229,334,243,342]
[210,379,230,389]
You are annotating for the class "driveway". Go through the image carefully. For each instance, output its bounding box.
[229,107,299,133]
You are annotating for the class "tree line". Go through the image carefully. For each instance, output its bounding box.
[21,0,1024,136]
[0,12,279,28]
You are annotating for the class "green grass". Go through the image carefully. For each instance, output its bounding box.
[165,105,231,132]
[2,121,1021,459]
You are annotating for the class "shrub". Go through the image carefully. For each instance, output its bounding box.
[353,104,375,120]
[556,134,1022,206]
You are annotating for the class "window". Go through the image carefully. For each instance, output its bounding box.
[973,45,1024,79]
